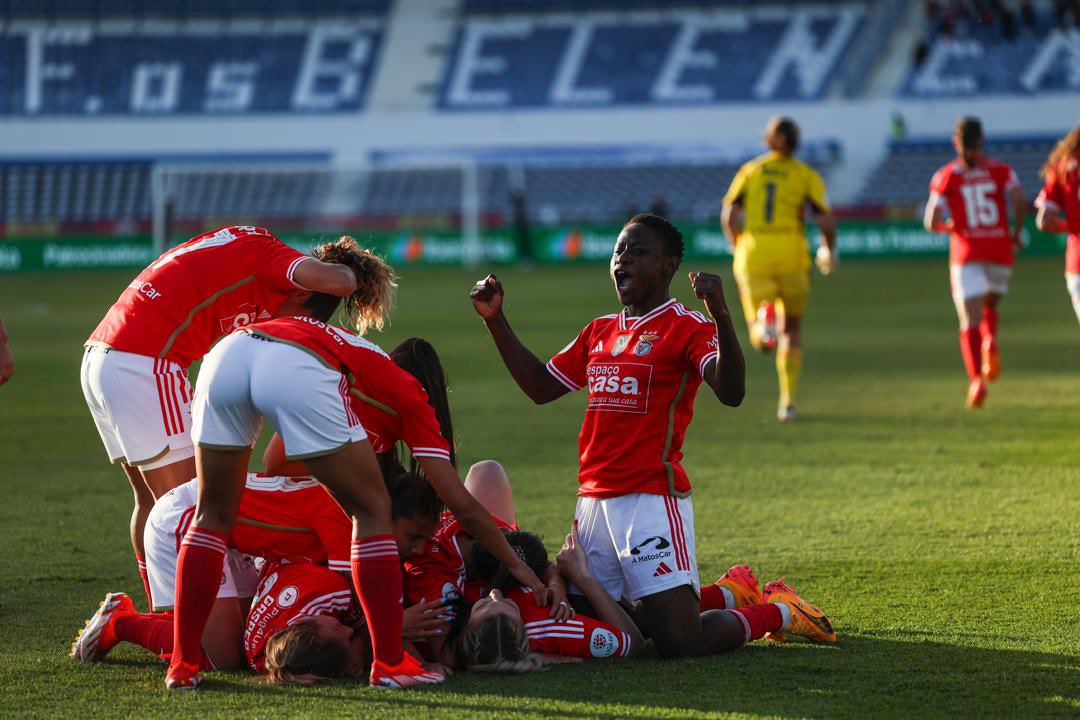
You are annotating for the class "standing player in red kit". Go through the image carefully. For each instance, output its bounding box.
[82,225,358,608]
[472,213,836,658]
[924,118,1026,408]
[1035,122,1080,326]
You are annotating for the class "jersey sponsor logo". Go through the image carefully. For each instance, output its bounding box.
[653,562,674,577]
[611,334,632,357]
[128,279,163,300]
[633,332,659,357]
[586,362,652,414]
[220,302,259,332]
[277,586,299,608]
[589,628,619,658]
[630,536,673,565]
[707,334,719,351]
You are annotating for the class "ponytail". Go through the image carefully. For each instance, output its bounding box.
[390,337,457,468]
[1041,122,1080,179]
[313,237,397,335]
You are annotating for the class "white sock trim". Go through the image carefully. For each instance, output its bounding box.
[720,586,736,609]
[776,601,793,630]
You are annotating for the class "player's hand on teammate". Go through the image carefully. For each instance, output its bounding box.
[546,577,576,622]
[509,560,549,605]
[470,274,504,319]
[556,520,590,585]
[815,244,838,276]
[401,598,452,640]
[688,272,731,318]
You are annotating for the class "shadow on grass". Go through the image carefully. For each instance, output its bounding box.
[177,634,1078,719]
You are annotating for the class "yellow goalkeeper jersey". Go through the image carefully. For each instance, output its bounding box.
[723,152,830,275]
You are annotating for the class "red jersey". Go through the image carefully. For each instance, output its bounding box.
[929,158,1020,266]
[546,299,718,498]
[402,511,516,605]
[505,587,633,659]
[87,226,308,368]
[231,474,352,575]
[247,317,452,462]
[1035,153,1080,274]
[243,562,359,672]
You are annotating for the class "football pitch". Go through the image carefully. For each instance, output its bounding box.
[1,257,1077,719]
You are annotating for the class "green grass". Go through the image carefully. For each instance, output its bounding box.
[1,257,1078,719]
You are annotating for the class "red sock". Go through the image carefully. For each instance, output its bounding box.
[979,307,999,346]
[117,613,174,659]
[135,553,153,610]
[699,583,729,611]
[959,328,982,380]
[351,535,404,667]
[725,603,783,644]
[169,526,227,676]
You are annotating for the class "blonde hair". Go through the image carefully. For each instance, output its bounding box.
[313,236,397,335]
[456,613,546,674]
[1041,122,1080,179]
[263,619,351,685]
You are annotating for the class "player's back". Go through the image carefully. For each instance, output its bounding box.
[929,156,1019,265]
[232,474,350,569]
[725,153,829,272]
[88,226,306,366]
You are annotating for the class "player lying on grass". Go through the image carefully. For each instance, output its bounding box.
[168,243,544,689]
[471,214,762,660]
[923,117,1026,409]
[721,116,838,422]
[81,226,360,610]
[450,525,835,672]
[69,470,448,676]
[1035,121,1080,325]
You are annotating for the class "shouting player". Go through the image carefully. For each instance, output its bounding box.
[469,214,808,661]
[722,116,838,422]
[81,226,358,609]
[1035,122,1080,325]
[924,117,1026,408]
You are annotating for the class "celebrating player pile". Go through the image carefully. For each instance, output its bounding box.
[71,217,838,693]
[923,117,1026,409]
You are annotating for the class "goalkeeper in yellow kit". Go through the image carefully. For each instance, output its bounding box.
[721,117,837,423]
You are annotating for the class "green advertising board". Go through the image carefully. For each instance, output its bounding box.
[0,221,1066,272]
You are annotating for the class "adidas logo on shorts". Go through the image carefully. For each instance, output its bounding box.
[653,562,673,577]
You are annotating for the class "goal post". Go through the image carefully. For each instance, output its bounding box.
[150,159,485,266]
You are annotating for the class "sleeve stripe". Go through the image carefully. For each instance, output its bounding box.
[412,449,451,460]
[698,352,716,379]
[547,360,582,391]
[287,256,310,289]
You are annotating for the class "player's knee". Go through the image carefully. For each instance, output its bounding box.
[465,460,509,488]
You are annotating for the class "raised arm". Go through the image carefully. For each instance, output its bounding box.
[688,273,745,407]
[556,523,644,656]
[470,274,570,405]
[416,456,547,602]
[292,257,359,297]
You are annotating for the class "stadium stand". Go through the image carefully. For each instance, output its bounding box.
[904,0,1080,96]
[856,137,1057,206]
[438,1,868,108]
[0,0,387,115]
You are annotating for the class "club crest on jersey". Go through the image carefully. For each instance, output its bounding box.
[634,331,660,356]
[611,334,632,356]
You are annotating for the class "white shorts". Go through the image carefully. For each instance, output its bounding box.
[192,332,366,460]
[950,262,1012,303]
[1067,273,1080,322]
[80,346,195,470]
[569,493,699,603]
[144,480,259,612]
